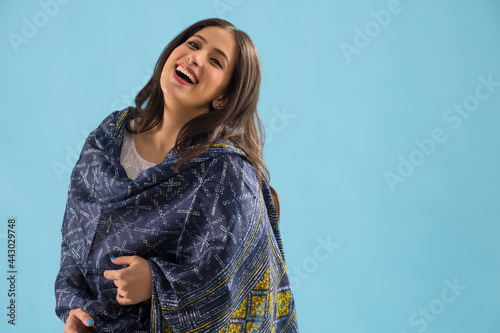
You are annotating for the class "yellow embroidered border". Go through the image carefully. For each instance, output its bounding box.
[115,109,129,132]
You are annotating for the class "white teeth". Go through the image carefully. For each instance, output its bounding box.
[176,65,197,84]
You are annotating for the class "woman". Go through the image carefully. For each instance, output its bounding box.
[55,18,298,332]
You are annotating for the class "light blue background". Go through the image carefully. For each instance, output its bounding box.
[1,0,500,332]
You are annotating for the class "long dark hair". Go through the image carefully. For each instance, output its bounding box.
[127,18,280,222]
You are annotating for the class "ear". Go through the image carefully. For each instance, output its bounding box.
[212,95,230,109]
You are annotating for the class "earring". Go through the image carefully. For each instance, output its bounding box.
[216,102,220,108]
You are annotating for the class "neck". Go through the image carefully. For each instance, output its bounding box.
[153,103,205,144]
[148,106,188,152]
[134,102,209,164]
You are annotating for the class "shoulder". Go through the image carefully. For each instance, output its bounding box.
[179,142,259,197]
[82,107,132,150]
[209,151,261,200]
[204,142,256,177]
[176,140,254,174]
[96,107,132,137]
[73,107,132,173]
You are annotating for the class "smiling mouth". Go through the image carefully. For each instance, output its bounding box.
[175,65,198,84]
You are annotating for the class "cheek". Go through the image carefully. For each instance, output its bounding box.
[169,46,184,60]
[162,48,182,78]
[205,70,228,91]
[159,64,169,91]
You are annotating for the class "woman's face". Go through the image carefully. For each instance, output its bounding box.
[160,26,237,116]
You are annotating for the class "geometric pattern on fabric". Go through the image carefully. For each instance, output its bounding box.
[213,267,297,333]
[54,107,299,332]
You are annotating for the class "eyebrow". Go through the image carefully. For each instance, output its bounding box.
[193,34,229,64]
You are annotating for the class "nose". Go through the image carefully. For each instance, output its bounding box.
[187,50,203,67]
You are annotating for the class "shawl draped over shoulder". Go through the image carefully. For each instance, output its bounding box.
[54,108,299,332]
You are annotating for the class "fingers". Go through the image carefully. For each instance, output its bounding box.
[104,270,127,290]
[64,308,94,333]
[114,282,135,305]
[104,257,129,303]
[103,269,119,281]
[116,292,134,306]
[103,263,131,305]
[104,256,136,280]
[104,255,152,305]
[64,320,81,333]
[73,308,94,327]
[110,255,137,266]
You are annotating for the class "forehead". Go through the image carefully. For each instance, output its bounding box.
[192,26,236,60]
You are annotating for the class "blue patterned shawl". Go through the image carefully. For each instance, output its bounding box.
[54,108,299,332]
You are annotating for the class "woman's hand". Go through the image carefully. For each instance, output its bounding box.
[103,256,153,305]
[64,308,94,333]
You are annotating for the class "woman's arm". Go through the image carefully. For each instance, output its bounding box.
[144,153,274,332]
[54,237,93,323]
